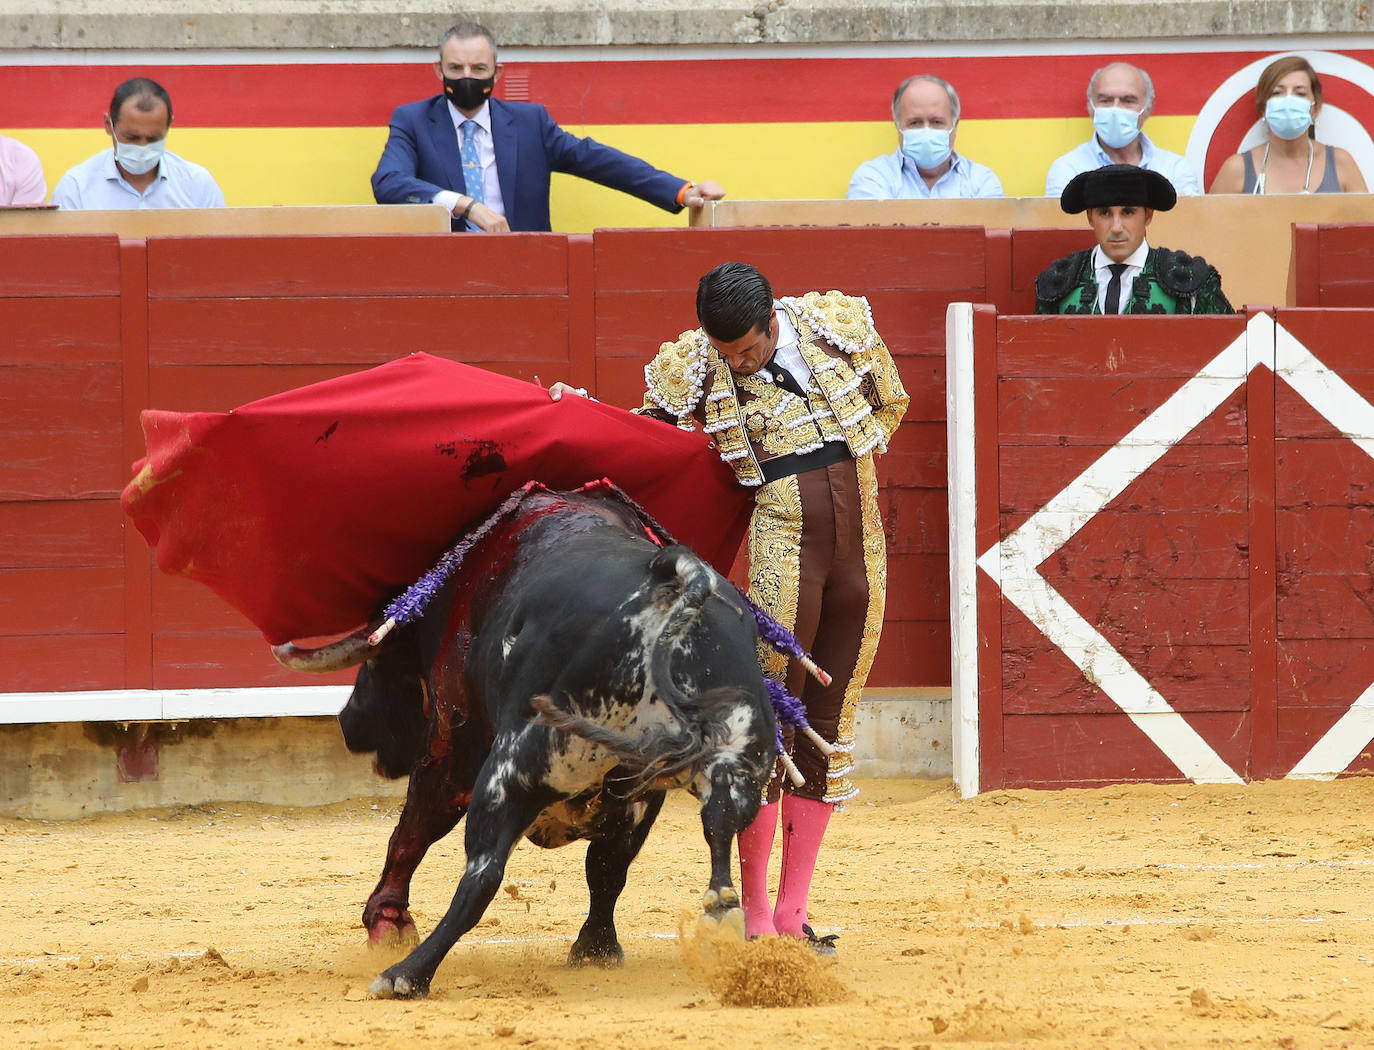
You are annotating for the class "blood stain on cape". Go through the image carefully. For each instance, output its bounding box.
[461,441,507,482]
[315,421,339,444]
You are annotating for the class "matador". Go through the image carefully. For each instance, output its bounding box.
[630,261,909,949]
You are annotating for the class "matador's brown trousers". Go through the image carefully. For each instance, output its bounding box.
[748,452,887,804]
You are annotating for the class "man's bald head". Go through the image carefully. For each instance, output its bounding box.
[1086,62,1154,120]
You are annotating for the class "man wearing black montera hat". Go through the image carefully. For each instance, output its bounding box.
[1035,164,1232,315]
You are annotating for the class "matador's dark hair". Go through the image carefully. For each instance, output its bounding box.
[696,261,774,342]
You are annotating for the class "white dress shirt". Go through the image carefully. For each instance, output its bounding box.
[51,149,225,210]
[432,100,506,224]
[1091,239,1150,314]
[759,304,813,387]
[847,149,1005,200]
[1045,132,1200,197]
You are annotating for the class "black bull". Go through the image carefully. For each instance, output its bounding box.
[273,488,775,999]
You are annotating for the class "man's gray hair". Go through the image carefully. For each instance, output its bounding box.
[1086,62,1155,113]
[440,21,498,63]
[891,75,961,126]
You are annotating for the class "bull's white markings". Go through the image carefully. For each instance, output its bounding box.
[974,313,1374,783]
[465,855,496,877]
[501,635,517,660]
[695,707,761,805]
[482,752,519,806]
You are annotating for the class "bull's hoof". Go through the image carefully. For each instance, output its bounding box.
[567,940,625,969]
[695,905,746,945]
[365,904,418,949]
[367,918,419,950]
[368,970,429,1000]
[568,920,625,968]
[701,886,740,914]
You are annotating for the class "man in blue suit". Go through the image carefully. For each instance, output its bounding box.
[372,22,726,233]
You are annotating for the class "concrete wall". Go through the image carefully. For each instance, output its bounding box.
[0,693,951,819]
[1,0,1367,50]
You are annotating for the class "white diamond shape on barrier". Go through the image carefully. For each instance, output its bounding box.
[976,313,1374,784]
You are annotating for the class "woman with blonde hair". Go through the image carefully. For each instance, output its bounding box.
[1209,55,1367,194]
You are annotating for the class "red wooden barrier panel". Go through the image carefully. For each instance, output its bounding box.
[1289,223,1374,307]
[950,305,1374,793]
[1008,227,1094,315]
[3,226,1000,700]
[0,236,127,692]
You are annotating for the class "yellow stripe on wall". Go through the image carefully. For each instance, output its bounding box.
[550,115,1199,230]
[7,115,1200,231]
[5,127,391,208]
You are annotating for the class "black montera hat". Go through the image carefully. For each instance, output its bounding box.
[1059,164,1178,214]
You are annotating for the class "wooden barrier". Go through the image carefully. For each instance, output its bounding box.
[1,225,975,706]
[949,304,1374,793]
[1289,223,1374,306]
[0,204,450,236]
[703,194,1374,309]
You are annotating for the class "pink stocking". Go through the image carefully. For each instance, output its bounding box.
[736,801,779,938]
[773,794,833,937]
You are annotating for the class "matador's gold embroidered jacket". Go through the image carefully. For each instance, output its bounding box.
[636,291,909,485]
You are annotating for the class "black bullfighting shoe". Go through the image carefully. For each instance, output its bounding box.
[801,924,839,956]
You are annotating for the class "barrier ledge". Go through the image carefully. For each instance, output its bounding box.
[699,194,1374,310]
[0,687,350,725]
[0,203,450,236]
[0,688,950,818]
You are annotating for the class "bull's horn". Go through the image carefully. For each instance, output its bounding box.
[271,625,375,673]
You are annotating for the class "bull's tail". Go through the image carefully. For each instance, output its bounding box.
[531,689,746,796]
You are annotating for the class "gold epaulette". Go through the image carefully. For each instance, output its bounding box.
[783,291,879,358]
[642,331,710,421]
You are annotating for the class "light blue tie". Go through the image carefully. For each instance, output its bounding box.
[460,121,484,205]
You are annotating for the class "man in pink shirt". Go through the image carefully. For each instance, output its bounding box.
[0,134,47,205]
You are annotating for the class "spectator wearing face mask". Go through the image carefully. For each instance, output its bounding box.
[1208,55,1368,195]
[1044,62,1200,198]
[51,77,225,210]
[372,21,724,232]
[846,75,1003,200]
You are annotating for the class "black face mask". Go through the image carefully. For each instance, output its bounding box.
[443,75,495,111]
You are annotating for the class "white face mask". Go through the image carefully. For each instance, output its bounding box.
[114,138,166,176]
[1264,95,1313,140]
[1092,105,1141,150]
[901,127,953,171]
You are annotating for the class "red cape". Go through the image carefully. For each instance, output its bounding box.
[122,353,752,645]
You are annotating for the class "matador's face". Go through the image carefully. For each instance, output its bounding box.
[706,314,779,376]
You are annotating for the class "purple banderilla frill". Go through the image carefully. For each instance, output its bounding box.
[366,480,835,776]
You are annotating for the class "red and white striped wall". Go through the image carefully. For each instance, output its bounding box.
[950,305,1374,794]
[4,39,1374,227]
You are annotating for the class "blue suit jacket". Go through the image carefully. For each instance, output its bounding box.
[371,96,689,232]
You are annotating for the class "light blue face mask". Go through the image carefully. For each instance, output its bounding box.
[1265,95,1313,140]
[114,138,167,176]
[901,127,952,171]
[1092,105,1141,150]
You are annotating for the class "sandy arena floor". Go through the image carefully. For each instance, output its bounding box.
[4,775,1374,1049]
